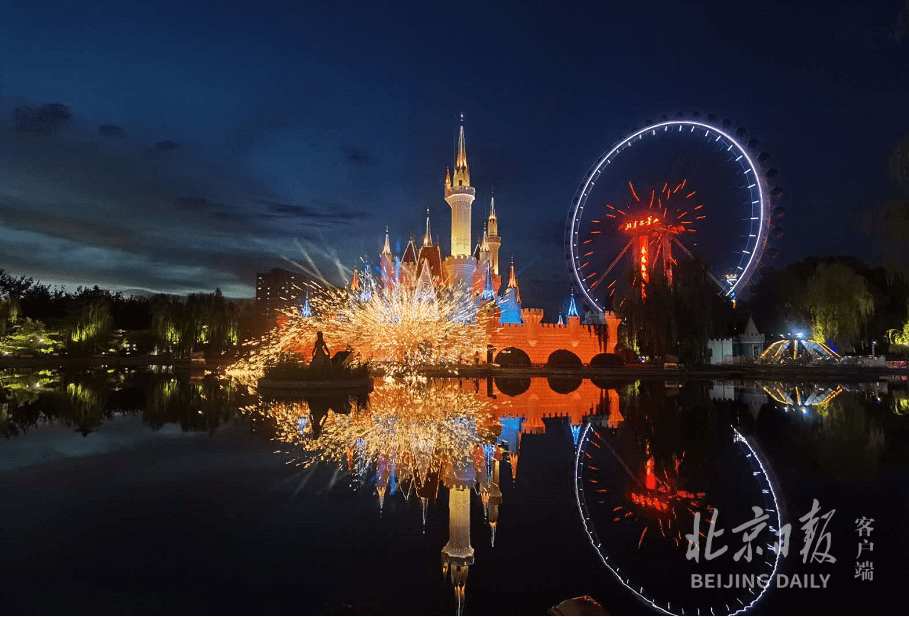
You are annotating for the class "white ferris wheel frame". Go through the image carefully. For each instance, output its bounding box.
[566,120,771,313]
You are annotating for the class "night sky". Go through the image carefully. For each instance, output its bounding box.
[1,1,907,315]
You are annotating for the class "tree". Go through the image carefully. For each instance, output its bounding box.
[0,318,62,355]
[867,136,909,279]
[618,257,732,364]
[151,290,240,358]
[0,295,20,337]
[802,263,874,350]
[888,318,909,357]
[65,288,114,354]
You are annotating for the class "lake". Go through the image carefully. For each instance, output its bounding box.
[1,368,906,615]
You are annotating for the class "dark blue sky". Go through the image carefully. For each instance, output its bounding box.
[0,1,907,314]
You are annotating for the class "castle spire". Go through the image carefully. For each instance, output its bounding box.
[486,194,501,276]
[481,261,495,300]
[452,114,470,188]
[382,225,392,255]
[444,115,476,260]
[567,289,580,317]
[423,209,432,247]
[506,257,520,304]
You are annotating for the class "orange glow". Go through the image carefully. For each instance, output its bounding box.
[619,214,661,232]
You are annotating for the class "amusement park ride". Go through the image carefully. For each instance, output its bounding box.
[595,179,708,300]
[566,115,786,313]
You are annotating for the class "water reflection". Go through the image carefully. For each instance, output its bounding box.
[576,381,781,616]
[1,369,905,615]
[0,368,254,438]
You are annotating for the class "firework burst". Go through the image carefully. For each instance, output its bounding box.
[229,267,490,381]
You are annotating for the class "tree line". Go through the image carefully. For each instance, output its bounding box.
[0,271,258,358]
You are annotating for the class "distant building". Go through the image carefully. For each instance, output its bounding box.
[707,315,765,364]
[256,268,304,327]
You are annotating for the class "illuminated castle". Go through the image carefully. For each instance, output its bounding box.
[378,116,509,308]
[374,116,620,358]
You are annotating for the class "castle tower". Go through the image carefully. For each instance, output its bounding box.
[487,445,503,547]
[566,289,580,324]
[444,115,478,288]
[417,209,445,286]
[441,456,476,616]
[401,234,418,290]
[506,258,520,301]
[445,115,474,257]
[380,226,395,293]
[497,257,523,324]
[487,194,501,277]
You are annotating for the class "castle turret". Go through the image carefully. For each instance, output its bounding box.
[487,445,503,547]
[445,117,474,257]
[422,209,432,247]
[417,210,444,286]
[400,234,418,291]
[380,226,395,293]
[487,195,501,277]
[497,257,523,324]
[441,456,476,616]
[444,115,477,287]
[566,289,580,323]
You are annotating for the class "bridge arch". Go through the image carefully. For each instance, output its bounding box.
[495,347,532,367]
[546,349,584,368]
[589,352,624,368]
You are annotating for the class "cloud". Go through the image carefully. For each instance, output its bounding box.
[0,96,368,296]
[13,103,72,135]
[343,146,376,165]
[145,139,183,156]
[98,124,126,139]
[260,199,370,221]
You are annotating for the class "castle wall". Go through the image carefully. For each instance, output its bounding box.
[488,311,608,365]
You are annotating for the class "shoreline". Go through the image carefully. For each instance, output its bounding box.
[0,356,904,382]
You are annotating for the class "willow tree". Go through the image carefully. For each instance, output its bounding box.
[888,318,909,357]
[802,263,874,350]
[151,290,239,358]
[65,293,114,354]
[0,295,19,337]
[618,257,731,364]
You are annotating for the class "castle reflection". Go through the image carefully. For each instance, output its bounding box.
[253,374,623,615]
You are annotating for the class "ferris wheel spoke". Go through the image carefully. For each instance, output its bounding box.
[590,237,635,290]
[672,237,725,288]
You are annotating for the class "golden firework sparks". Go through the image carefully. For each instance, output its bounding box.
[228,268,490,381]
[253,374,497,490]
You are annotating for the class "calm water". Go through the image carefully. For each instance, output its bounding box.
[0,368,906,615]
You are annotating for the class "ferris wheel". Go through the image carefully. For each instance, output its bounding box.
[566,117,782,313]
[574,422,783,616]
